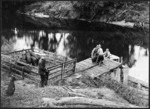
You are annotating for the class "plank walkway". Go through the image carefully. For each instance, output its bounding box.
[76,58,122,78]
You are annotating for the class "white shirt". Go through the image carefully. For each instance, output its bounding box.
[97,48,103,55]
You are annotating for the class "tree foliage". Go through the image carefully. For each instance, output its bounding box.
[73,1,149,23]
[16,1,149,26]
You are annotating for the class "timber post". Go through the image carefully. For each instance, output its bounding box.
[119,56,129,85]
[61,62,65,80]
[120,67,124,83]
[65,57,67,62]
[48,53,51,66]
[73,58,77,73]
[21,66,24,80]
[9,61,13,76]
[120,56,123,63]
[54,52,57,65]
[122,66,129,85]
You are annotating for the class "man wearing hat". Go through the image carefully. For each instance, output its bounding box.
[38,57,49,87]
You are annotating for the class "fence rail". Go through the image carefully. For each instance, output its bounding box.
[1,49,77,85]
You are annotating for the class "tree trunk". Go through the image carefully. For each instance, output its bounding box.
[42,97,141,108]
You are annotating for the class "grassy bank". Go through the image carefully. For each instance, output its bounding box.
[1,68,146,108]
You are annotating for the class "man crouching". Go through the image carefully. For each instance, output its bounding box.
[38,57,49,87]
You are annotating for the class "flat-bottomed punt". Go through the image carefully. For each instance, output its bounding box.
[1,48,76,85]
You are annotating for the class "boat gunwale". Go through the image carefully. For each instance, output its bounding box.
[4,48,74,62]
[1,48,76,73]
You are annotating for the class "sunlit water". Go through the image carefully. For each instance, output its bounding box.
[128,46,149,83]
[2,13,149,84]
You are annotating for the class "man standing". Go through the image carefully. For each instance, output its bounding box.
[38,57,49,87]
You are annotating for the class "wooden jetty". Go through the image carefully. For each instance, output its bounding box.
[76,56,121,74]
[75,56,125,82]
[1,48,76,85]
[75,56,149,91]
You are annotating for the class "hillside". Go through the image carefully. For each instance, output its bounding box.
[23,1,149,29]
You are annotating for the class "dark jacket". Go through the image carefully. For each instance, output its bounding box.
[6,77,16,96]
[38,58,47,76]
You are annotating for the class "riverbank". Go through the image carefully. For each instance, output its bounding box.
[1,69,148,108]
[20,1,149,30]
[0,70,129,107]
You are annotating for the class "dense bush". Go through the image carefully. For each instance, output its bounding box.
[23,1,149,26]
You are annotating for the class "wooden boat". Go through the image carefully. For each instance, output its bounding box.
[109,54,120,62]
[1,48,77,85]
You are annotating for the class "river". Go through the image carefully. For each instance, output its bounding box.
[2,11,149,83]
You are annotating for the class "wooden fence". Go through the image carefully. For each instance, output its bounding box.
[1,49,77,85]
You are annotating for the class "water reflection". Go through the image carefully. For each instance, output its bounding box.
[2,28,149,62]
[128,45,149,83]
[13,35,32,50]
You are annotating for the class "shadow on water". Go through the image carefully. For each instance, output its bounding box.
[2,12,149,69]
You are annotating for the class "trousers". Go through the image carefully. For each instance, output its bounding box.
[40,73,48,87]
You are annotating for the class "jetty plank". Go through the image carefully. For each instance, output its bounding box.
[76,57,122,78]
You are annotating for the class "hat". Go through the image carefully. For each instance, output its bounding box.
[106,48,109,50]
[41,56,45,60]
[96,44,101,48]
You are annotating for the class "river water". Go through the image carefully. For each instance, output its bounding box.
[2,12,149,83]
